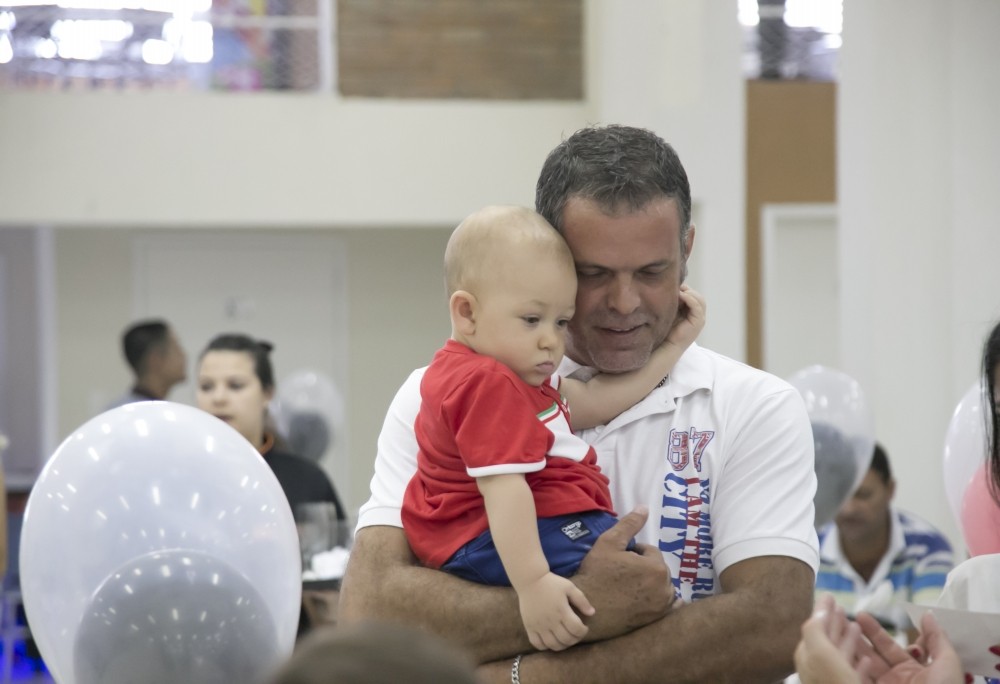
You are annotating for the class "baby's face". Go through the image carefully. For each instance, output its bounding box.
[469,250,577,386]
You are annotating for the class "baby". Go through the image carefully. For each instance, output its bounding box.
[402,205,704,651]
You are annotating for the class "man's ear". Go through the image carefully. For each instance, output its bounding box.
[449,290,477,336]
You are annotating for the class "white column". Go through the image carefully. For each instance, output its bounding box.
[586,0,746,360]
[839,0,1000,549]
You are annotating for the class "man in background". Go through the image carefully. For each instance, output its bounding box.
[106,319,187,409]
[815,443,955,643]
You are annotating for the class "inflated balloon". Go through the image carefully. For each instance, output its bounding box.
[811,422,861,528]
[74,550,277,684]
[787,365,876,528]
[942,382,988,528]
[272,369,344,462]
[960,464,1000,556]
[20,401,301,684]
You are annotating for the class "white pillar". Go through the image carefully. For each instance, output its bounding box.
[586,0,746,360]
[839,0,1000,549]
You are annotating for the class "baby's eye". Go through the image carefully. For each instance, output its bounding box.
[522,316,540,325]
[556,318,570,329]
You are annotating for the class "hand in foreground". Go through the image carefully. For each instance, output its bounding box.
[518,572,594,651]
[853,611,963,684]
[666,285,706,349]
[794,593,864,684]
[572,505,675,641]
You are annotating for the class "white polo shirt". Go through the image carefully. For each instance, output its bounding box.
[358,343,820,602]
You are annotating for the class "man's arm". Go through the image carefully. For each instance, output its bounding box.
[338,509,674,664]
[478,554,815,684]
[338,525,526,663]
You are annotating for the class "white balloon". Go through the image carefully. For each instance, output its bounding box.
[19,401,301,684]
[787,365,877,528]
[74,549,278,684]
[271,369,344,462]
[942,381,988,528]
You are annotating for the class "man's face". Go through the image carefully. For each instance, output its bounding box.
[559,196,693,373]
[161,330,188,386]
[835,469,894,545]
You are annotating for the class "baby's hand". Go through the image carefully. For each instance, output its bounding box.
[518,572,594,651]
[666,285,706,350]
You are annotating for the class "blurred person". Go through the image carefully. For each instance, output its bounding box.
[402,205,703,651]
[195,333,346,521]
[268,621,479,684]
[815,444,955,643]
[0,432,7,577]
[982,321,1000,504]
[340,124,819,683]
[106,319,187,409]
[794,593,964,684]
[935,554,1000,684]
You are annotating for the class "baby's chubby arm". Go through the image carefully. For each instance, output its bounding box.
[477,473,595,651]
[562,286,706,430]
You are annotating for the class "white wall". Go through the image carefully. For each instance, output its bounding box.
[0,0,746,514]
[839,0,1000,552]
[0,230,44,488]
[589,0,746,360]
[52,227,451,514]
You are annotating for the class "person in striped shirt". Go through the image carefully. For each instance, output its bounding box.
[815,443,955,643]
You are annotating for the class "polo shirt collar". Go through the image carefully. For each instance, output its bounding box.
[559,343,712,417]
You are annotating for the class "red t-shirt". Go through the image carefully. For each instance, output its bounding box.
[402,340,614,568]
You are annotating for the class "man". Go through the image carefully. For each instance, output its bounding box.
[340,125,819,682]
[815,443,955,643]
[106,319,187,409]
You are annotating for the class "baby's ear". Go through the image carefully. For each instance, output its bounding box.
[449,290,477,335]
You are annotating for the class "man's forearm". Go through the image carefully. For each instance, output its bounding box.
[481,556,815,684]
[338,525,531,663]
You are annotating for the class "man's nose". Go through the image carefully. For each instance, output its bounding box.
[607,275,640,314]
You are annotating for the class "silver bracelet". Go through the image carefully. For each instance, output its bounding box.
[511,654,522,684]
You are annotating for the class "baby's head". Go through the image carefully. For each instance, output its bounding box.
[446,205,577,386]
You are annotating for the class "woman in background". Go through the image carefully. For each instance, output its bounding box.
[195,333,347,525]
[982,321,1000,499]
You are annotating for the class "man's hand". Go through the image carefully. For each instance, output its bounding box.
[572,506,675,641]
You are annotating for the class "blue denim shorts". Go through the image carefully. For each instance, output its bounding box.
[442,510,634,586]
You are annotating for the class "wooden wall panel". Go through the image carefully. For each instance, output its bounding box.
[746,80,836,367]
[338,0,582,99]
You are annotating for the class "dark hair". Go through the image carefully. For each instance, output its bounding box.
[122,320,170,374]
[200,333,275,391]
[269,621,477,684]
[535,124,693,253]
[869,442,891,485]
[982,321,1000,501]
